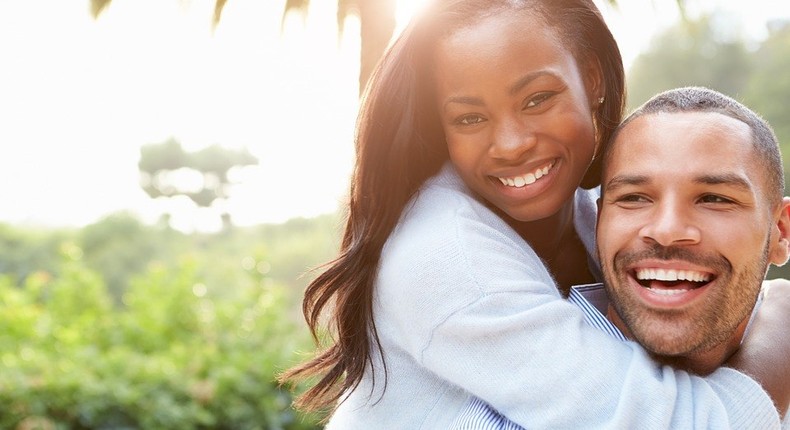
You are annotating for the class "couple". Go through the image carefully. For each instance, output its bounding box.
[283,0,790,427]
[451,86,790,429]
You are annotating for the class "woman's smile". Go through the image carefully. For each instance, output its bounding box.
[494,160,555,188]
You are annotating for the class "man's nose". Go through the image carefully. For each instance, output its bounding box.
[639,200,701,247]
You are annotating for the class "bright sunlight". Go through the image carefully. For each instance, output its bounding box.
[0,0,786,231]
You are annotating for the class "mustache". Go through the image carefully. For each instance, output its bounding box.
[614,244,732,273]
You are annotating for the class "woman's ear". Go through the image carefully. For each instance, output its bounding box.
[582,57,605,109]
[579,56,606,190]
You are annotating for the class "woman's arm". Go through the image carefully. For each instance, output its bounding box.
[726,278,790,419]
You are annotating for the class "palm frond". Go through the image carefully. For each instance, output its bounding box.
[337,0,359,34]
[212,0,227,28]
[282,0,310,28]
[90,0,112,18]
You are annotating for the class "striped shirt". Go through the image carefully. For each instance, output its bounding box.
[567,283,626,342]
[449,283,624,430]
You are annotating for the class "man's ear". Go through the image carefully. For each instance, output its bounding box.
[595,197,603,233]
[768,197,790,266]
[596,197,602,217]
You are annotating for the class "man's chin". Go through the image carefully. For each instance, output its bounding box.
[635,332,698,358]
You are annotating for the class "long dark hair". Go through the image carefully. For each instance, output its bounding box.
[281,0,625,414]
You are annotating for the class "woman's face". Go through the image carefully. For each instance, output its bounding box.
[434,11,599,222]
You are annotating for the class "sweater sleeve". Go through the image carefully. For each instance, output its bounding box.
[376,186,781,429]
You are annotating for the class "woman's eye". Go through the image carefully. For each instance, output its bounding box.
[455,114,485,125]
[525,92,554,109]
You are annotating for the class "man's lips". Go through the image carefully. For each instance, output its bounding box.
[629,266,715,306]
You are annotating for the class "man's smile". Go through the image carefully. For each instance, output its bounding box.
[634,267,713,295]
[626,264,716,307]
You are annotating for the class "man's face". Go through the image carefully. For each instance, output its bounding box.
[597,111,790,365]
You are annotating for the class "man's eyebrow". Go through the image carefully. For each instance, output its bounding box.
[695,173,753,191]
[603,173,753,193]
[603,174,649,193]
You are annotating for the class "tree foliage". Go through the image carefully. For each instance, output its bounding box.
[0,211,340,306]
[742,21,790,150]
[626,15,790,149]
[626,13,754,110]
[0,213,341,428]
[138,138,258,227]
[79,212,175,302]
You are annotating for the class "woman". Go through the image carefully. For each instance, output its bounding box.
[282,0,790,427]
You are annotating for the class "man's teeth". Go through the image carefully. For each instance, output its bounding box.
[647,288,690,296]
[636,268,710,282]
[497,164,553,188]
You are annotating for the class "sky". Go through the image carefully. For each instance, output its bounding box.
[0,0,787,232]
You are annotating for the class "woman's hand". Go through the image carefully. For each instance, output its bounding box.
[726,278,790,418]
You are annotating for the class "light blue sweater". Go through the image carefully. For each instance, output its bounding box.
[326,163,781,429]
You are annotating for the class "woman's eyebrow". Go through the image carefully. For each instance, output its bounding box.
[443,95,484,112]
[443,70,560,111]
[509,70,555,95]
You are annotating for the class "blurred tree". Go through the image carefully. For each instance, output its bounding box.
[79,212,180,303]
[747,20,790,281]
[743,20,790,153]
[89,0,684,96]
[626,12,753,111]
[138,137,258,228]
[0,223,67,283]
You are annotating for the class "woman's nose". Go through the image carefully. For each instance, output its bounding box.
[489,120,537,161]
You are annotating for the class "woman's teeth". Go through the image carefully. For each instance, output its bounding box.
[497,163,553,188]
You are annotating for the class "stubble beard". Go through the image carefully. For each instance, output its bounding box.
[603,243,768,358]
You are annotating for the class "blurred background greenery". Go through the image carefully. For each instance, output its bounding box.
[0,0,789,428]
[0,212,338,428]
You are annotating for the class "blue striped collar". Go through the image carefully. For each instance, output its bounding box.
[568,283,627,342]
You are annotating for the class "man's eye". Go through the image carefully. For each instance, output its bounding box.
[699,194,734,204]
[456,115,485,125]
[617,194,649,203]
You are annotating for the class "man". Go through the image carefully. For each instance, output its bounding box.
[596,86,790,378]
[453,86,790,429]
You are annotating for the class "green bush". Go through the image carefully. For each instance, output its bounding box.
[0,246,321,429]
